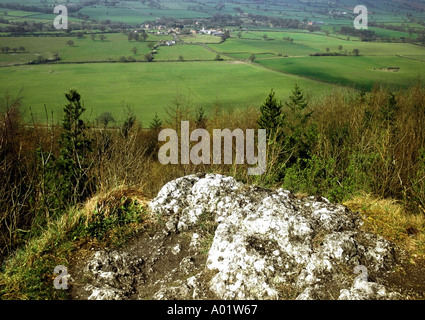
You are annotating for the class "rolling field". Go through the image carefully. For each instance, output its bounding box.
[2,0,425,28]
[2,29,425,123]
[179,34,223,44]
[209,37,315,56]
[0,7,83,24]
[154,44,223,61]
[368,27,417,39]
[0,33,219,65]
[229,52,279,59]
[257,56,425,89]
[1,0,425,126]
[205,31,425,89]
[242,31,425,56]
[0,61,335,125]
[78,4,211,24]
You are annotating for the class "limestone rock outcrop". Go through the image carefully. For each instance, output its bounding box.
[80,173,402,300]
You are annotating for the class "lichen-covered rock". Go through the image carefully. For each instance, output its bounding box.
[81,173,402,300]
[338,277,400,300]
[149,173,398,300]
[84,250,145,300]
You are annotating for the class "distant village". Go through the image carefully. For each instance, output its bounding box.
[132,16,331,44]
[141,23,227,38]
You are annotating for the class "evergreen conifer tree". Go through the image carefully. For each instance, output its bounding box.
[194,106,208,129]
[56,89,93,206]
[283,84,315,167]
[285,84,308,117]
[257,89,284,141]
[149,112,162,131]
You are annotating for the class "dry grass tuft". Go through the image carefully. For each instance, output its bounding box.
[84,186,150,222]
[344,192,425,259]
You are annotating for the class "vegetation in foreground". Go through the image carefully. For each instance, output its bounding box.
[0,81,425,299]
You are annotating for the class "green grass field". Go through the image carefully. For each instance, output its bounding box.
[155,44,223,61]
[368,27,416,39]
[0,7,84,25]
[1,0,425,126]
[78,4,211,24]
[2,29,425,123]
[0,61,335,125]
[179,34,223,44]
[257,56,425,90]
[228,52,278,59]
[0,33,219,65]
[204,31,425,89]
[208,37,315,56]
[241,31,425,56]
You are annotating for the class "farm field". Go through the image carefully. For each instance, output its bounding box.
[78,5,211,24]
[2,29,425,123]
[1,0,425,124]
[205,31,425,89]
[368,27,417,39]
[0,61,335,124]
[154,44,223,61]
[208,37,315,56]
[179,34,223,44]
[238,31,425,56]
[0,7,83,24]
[0,33,220,65]
[257,56,425,89]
